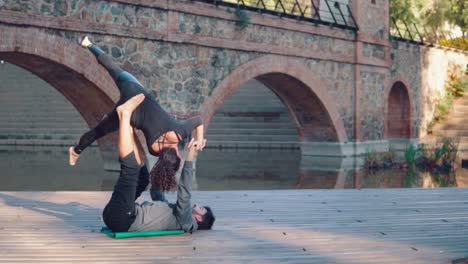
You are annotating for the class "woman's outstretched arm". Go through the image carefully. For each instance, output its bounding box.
[190,124,206,151]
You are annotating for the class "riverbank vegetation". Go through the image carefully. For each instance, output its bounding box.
[364,138,459,174]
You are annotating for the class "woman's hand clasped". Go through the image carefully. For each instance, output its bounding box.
[188,138,207,151]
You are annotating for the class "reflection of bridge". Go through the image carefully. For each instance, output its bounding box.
[0,0,467,168]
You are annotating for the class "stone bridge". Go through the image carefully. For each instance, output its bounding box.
[1,0,467,165]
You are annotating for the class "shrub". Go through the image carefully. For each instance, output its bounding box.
[439,37,468,51]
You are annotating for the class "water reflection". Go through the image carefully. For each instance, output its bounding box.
[196,149,468,190]
[0,146,467,191]
[0,145,117,191]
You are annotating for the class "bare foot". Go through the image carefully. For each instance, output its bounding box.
[116,94,145,118]
[69,146,80,166]
[80,36,92,48]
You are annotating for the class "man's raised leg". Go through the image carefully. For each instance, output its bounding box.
[101,94,145,232]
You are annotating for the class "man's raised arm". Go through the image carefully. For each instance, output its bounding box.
[174,139,202,231]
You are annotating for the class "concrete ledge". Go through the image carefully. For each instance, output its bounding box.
[387,138,419,151]
[299,155,364,171]
[0,139,76,146]
[206,141,300,149]
[301,140,391,157]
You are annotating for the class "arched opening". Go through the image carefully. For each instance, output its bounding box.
[387,81,411,138]
[197,56,348,190]
[257,73,339,142]
[0,60,119,190]
[197,79,302,190]
[200,55,347,145]
[0,26,138,190]
[205,79,300,148]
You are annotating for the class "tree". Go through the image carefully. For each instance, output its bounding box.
[391,0,467,38]
[390,0,420,25]
[421,0,451,30]
[446,0,467,37]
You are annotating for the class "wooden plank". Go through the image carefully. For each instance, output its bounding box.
[0,189,467,263]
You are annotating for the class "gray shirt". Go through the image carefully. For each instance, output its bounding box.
[128,161,198,232]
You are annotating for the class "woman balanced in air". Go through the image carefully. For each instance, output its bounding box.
[69,36,206,193]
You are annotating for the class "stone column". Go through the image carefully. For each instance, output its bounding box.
[348,0,391,146]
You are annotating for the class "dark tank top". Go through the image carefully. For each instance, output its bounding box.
[116,77,202,156]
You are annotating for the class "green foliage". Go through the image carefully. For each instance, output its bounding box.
[439,137,459,164]
[234,7,250,30]
[446,70,468,96]
[416,138,458,173]
[366,138,459,174]
[362,139,458,188]
[445,0,467,36]
[363,149,397,170]
[391,0,467,48]
[420,0,467,36]
[439,37,468,51]
[420,0,451,30]
[436,96,453,118]
[390,0,422,25]
[403,165,419,187]
[364,150,381,170]
[382,149,396,165]
[404,144,418,165]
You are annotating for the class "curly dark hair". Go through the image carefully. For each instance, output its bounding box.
[150,148,181,192]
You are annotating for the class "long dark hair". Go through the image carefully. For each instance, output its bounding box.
[150,148,181,192]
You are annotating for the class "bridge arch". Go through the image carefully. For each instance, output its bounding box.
[0,26,144,160]
[200,55,348,144]
[384,77,413,138]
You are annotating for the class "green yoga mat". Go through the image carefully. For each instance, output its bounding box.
[101,227,184,239]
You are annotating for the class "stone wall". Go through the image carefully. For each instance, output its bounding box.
[1,0,365,144]
[359,66,387,140]
[301,59,355,140]
[4,0,465,157]
[420,47,468,138]
[391,41,468,138]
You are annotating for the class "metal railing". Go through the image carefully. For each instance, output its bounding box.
[390,17,468,50]
[192,0,359,31]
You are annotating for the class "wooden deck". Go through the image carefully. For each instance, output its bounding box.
[0,188,467,264]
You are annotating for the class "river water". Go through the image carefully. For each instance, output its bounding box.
[1,146,467,191]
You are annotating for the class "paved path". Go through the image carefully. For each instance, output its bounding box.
[0,189,467,263]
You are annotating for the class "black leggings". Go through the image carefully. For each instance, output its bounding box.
[103,152,149,232]
[73,44,144,154]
